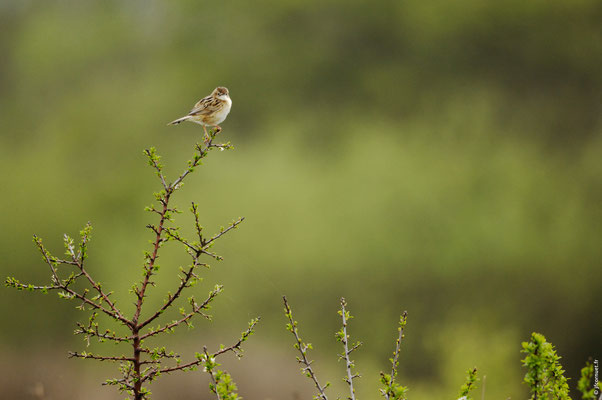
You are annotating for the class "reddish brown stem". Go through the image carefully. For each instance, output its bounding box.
[132,328,142,400]
[133,192,171,326]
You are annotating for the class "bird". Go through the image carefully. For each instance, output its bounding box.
[168,87,232,143]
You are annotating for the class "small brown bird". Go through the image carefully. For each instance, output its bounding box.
[168,87,232,143]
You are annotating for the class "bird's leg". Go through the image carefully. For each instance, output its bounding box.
[203,125,210,145]
[214,125,222,133]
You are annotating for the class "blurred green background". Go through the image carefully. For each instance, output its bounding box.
[1,1,601,399]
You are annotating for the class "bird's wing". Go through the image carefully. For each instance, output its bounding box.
[188,96,221,116]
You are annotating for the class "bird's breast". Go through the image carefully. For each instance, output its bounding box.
[209,98,232,125]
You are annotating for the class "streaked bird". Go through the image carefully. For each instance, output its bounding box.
[168,87,232,143]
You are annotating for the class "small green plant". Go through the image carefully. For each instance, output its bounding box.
[379,311,409,400]
[6,130,258,400]
[577,359,599,400]
[457,367,478,400]
[521,332,570,400]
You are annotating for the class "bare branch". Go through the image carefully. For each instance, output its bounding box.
[212,317,261,358]
[389,311,407,381]
[68,351,134,363]
[338,297,361,400]
[74,320,130,344]
[138,259,206,330]
[380,311,408,400]
[140,285,222,340]
[202,217,245,248]
[283,296,329,400]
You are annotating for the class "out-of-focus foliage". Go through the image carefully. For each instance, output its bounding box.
[457,367,478,400]
[577,359,598,400]
[0,1,600,400]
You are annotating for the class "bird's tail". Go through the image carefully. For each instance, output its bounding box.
[167,115,191,125]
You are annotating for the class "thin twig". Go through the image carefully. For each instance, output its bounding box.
[283,296,329,400]
[339,297,360,400]
[213,317,261,358]
[390,311,407,382]
[68,352,134,362]
[140,285,222,340]
[481,375,486,400]
[203,217,245,248]
[203,346,222,400]
[138,258,204,330]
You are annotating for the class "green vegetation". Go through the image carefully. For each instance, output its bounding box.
[284,298,596,400]
[0,1,600,399]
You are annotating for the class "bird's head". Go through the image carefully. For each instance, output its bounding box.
[213,86,230,101]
